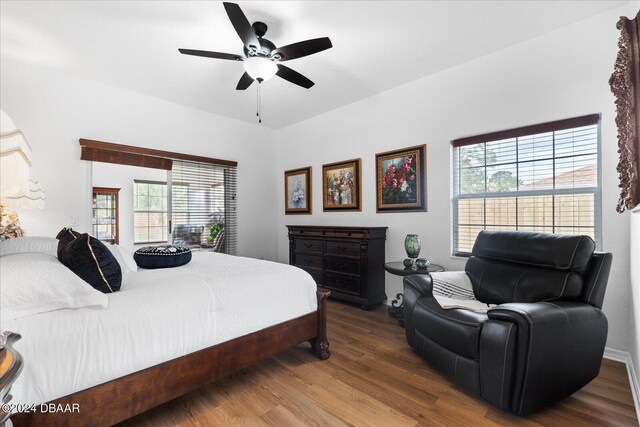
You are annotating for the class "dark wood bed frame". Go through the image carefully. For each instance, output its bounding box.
[12,289,330,427]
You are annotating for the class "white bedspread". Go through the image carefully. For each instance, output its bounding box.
[4,252,318,406]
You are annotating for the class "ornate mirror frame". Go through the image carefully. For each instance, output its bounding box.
[610,11,640,212]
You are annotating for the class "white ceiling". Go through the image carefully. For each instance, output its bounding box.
[0,1,627,129]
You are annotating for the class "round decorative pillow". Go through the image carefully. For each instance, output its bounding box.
[133,245,192,269]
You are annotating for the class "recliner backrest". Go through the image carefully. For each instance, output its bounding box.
[465,231,596,305]
[579,251,613,309]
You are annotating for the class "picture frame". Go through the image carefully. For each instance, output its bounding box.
[322,158,362,211]
[284,167,312,214]
[375,144,427,212]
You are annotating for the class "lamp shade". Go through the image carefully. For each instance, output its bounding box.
[0,110,45,209]
[242,57,277,81]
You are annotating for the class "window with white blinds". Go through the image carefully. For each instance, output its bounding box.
[133,180,169,244]
[452,114,601,256]
[170,160,237,255]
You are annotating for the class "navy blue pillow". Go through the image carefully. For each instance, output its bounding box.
[134,245,192,269]
[56,227,78,250]
[56,228,122,293]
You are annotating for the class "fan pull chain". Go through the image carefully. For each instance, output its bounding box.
[256,81,262,124]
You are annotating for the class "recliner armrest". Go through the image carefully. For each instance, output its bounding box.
[483,301,607,415]
[487,300,605,324]
[403,274,434,297]
[402,274,435,349]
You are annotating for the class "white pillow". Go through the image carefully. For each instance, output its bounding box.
[0,252,108,322]
[0,236,58,258]
[106,244,138,273]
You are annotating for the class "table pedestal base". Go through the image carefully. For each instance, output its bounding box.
[387,293,405,327]
[384,262,444,328]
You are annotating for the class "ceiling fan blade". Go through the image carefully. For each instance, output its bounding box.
[236,72,254,90]
[223,2,261,53]
[276,64,314,89]
[178,48,243,61]
[270,37,332,62]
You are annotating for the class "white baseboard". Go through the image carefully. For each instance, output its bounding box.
[604,347,631,362]
[604,347,640,421]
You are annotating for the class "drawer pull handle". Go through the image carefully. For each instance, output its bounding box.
[337,262,345,269]
[305,258,313,263]
[337,246,347,252]
[304,243,313,248]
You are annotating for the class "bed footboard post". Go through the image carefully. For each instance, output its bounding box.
[311,289,331,360]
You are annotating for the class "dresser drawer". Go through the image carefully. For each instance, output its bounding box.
[333,229,366,239]
[325,241,360,257]
[295,238,323,254]
[325,273,360,295]
[294,254,322,269]
[299,267,323,285]
[325,257,360,275]
[290,228,335,237]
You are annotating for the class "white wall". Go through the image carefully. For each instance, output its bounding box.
[0,59,279,261]
[631,210,640,396]
[275,4,638,352]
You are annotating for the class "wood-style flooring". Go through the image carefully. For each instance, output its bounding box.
[119,300,638,426]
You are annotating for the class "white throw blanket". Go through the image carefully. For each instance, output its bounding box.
[431,271,495,314]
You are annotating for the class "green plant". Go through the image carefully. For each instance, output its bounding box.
[208,223,224,241]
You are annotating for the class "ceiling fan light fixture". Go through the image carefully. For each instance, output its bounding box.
[243,57,277,82]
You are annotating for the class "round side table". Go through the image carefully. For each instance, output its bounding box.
[384,262,444,326]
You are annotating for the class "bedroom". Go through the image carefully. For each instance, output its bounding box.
[1,0,639,425]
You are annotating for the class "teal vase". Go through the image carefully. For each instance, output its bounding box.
[416,258,431,269]
[404,234,421,259]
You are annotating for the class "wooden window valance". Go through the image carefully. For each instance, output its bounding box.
[79,139,238,170]
[610,11,640,213]
[81,145,173,170]
[451,114,599,147]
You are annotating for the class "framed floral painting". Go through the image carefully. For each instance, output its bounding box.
[284,167,312,214]
[322,159,361,211]
[376,145,426,212]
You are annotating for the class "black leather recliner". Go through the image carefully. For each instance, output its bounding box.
[403,231,613,415]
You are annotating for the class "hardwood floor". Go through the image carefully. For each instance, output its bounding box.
[119,301,638,426]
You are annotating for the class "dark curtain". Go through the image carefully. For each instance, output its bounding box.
[610,11,640,213]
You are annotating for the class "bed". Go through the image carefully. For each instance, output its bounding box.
[0,239,329,426]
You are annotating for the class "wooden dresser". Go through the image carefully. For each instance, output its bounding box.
[287,225,387,309]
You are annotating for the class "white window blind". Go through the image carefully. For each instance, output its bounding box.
[452,114,601,256]
[171,160,237,254]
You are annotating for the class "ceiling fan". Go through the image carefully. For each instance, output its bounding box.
[178,2,333,90]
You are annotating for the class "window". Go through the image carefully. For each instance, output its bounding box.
[171,160,237,254]
[133,180,169,244]
[452,114,601,256]
[92,187,120,244]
